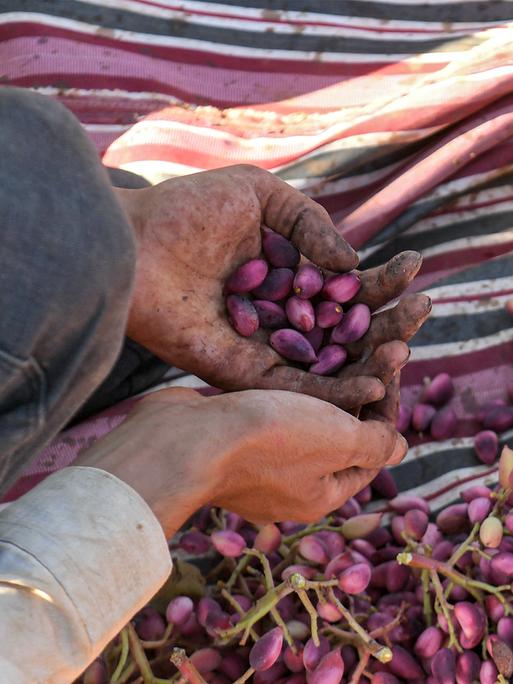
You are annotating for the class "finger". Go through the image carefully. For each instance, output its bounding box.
[360,374,401,425]
[327,466,381,511]
[251,167,359,271]
[347,418,407,469]
[346,293,432,359]
[338,340,410,386]
[193,315,384,410]
[259,365,386,409]
[352,251,423,311]
[186,318,282,391]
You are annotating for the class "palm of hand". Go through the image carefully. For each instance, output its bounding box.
[121,165,430,410]
[126,168,284,388]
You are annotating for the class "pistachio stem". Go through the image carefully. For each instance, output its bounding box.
[245,548,274,589]
[270,605,296,650]
[421,569,433,626]
[127,622,157,684]
[281,518,337,545]
[327,589,392,663]
[116,662,136,684]
[349,648,370,684]
[210,508,224,530]
[397,552,482,602]
[272,542,299,579]
[233,667,255,684]
[225,556,250,592]
[140,622,174,649]
[111,627,130,682]
[220,589,259,642]
[448,523,479,568]
[296,588,320,646]
[218,581,293,642]
[430,570,462,653]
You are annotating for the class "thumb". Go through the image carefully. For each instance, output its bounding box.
[252,169,359,272]
[348,417,408,470]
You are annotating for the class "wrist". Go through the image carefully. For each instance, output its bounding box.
[113,186,146,242]
[73,390,249,537]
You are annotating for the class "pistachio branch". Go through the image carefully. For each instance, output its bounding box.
[170,648,207,684]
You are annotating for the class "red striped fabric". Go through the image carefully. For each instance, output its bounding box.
[3,1,513,508]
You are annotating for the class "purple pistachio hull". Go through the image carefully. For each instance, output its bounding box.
[252,268,295,301]
[322,272,361,303]
[262,229,300,268]
[226,295,259,337]
[293,263,324,299]
[286,295,316,332]
[331,303,371,344]
[316,300,343,328]
[225,258,268,294]
[309,345,347,375]
[269,329,318,363]
[253,300,287,329]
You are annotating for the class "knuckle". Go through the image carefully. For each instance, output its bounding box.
[236,163,268,179]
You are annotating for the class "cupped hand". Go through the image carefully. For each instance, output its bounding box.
[209,389,407,524]
[77,386,408,534]
[116,165,429,409]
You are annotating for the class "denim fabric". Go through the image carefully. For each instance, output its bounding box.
[72,168,170,425]
[0,88,136,495]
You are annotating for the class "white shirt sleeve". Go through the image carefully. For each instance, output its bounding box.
[0,466,172,684]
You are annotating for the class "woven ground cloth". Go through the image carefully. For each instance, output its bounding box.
[3,0,513,512]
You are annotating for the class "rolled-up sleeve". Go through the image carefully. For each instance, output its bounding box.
[0,466,172,683]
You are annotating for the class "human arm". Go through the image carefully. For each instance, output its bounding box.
[75,387,408,534]
[0,381,407,682]
[0,467,171,684]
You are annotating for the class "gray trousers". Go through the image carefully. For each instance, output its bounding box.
[0,88,167,496]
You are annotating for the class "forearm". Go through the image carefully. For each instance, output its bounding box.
[73,388,244,538]
[113,186,146,243]
[111,184,171,347]
[0,467,171,683]
[73,409,205,539]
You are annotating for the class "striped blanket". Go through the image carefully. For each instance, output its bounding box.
[3,0,513,513]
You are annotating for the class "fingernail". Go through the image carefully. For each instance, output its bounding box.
[410,252,423,276]
[390,433,408,465]
[399,349,411,370]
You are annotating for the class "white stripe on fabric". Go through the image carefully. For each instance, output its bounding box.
[83,124,132,133]
[411,325,513,360]
[429,293,513,316]
[111,116,440,154]
[413,163,513,206]
[402,436,474,463]
[0,13,466,62]
[32,86,183,104]
[118,160,203,182]
[103,0,513,29]
[288,161,406,194]
[70,0,485,39]
[420,231,513,261]
[399,466,497,510]
[368,468,498,519]
[402,197,513,239]
[425,275,513,301]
